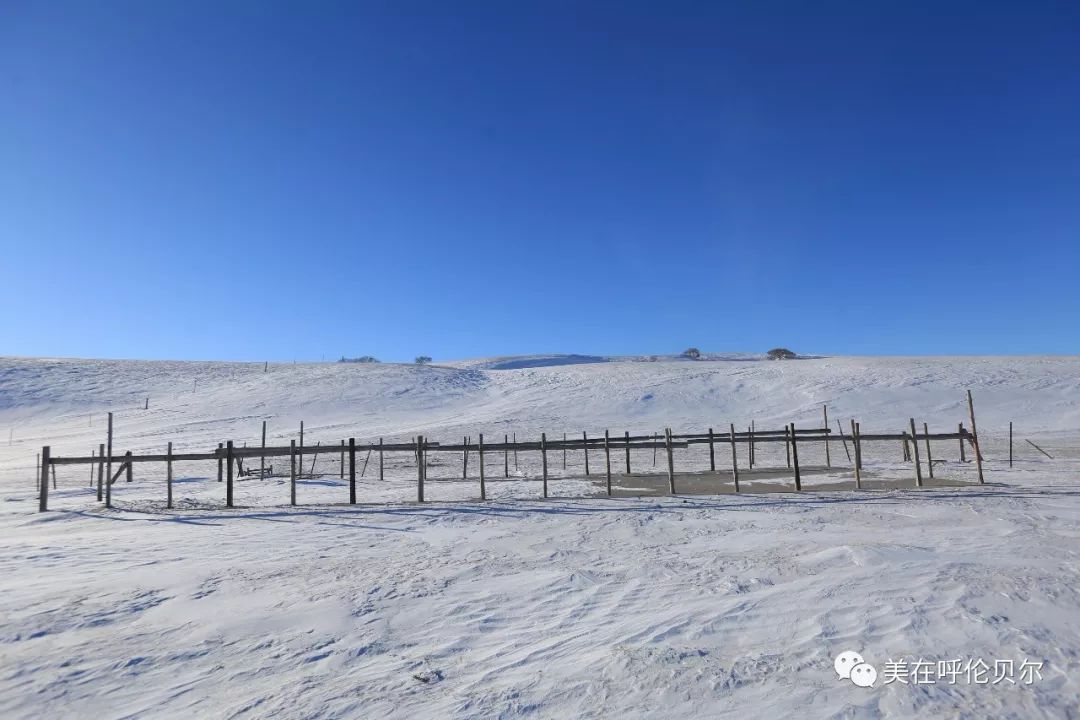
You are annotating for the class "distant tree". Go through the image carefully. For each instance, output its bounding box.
[682,348,701,360]
[767,348,797,360]
[339,356,379,363]
[415,356,432,365]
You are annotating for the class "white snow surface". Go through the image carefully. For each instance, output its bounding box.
[1,354,1079,718]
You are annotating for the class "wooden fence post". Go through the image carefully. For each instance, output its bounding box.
[106,412,113,496]
[923,423,934,479]
[708,427,715,471]
[851,420,862,488]
[823,405,831,467]
[299,421,304,484]
[217,442,223,482]
[260,420,266,479]
[1009,421,1013,467]
[624,431,631,474]
[789,424,801,491]
[339,440,344,480]
[105,451,113,508]
[38,446,50,512]
[513,432,518,470]
[959,423,966,462]
[462,436,468,479]
[125,453,132,483]
[908,419,923,487]
[479,433,486,500]
[749,422,755,468]
[653,433,658,467]
[349,438,356,504]
[290,440,296,506]
[89,449,95,486]
[167,441,173,509]
[226,441,234,507]
[604,429,612,496]
[379,438,384,481]
[416,435,425,503]
[504,434,509,477]
[583,431,590,475]
[563,432,567,470]
[967,390,985,483]
[665,428,675,494]
[836,419,852,462]
[96,443,105,501]
[729,423,739,493]
[785,427,791,468]
[541,432,548,498]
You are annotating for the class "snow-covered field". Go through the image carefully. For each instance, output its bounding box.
[2,354,1079,718]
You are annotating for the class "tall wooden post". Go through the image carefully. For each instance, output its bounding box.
[708,427,715,471]
[260,420,266,479]
[349,438,356,504]
[785,427,791,468]
[513,432,518,470]
[106,411,113,493]
[959,423,966,462]
[541,432,548,498]
[462,436,469,480]
[226,441,235,507]
[479,433,486,500]
[96,443,105,501]
[729,423,739,493]
[749,422,755,468]
[665,428,675,494]
[563,432,567,470]
[836,419,852,462]
[379,438,384,481]
[290,440,296,506]
[653,433,658,467]
[908,419,923,487]
[38,446,50,512]
[126,453,132,483]
[299,421,304,483]
[583,431,590,475]
[789,424,801,491]
[90,449,95,486]
[624,431,631,474]
[416,435,425,503]
[339,440,345,480]
[504,433,509,477]
[105,451,112,508]
[167,441,173,509]
[1009,421,1013,467]
[823,405,831,467]
[851,420,862,488]
[604,429,612,496]
[967,390,985,483]
[923,422,934,479]
[217,442,223,482]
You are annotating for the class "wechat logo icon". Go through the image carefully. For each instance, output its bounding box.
[835,650,877,688]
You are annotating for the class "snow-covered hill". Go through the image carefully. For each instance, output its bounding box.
[1,354,1079,718]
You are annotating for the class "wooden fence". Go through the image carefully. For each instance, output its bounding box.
[35,392,990,512]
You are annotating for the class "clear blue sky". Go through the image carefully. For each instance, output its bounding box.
[3,1,1078,362]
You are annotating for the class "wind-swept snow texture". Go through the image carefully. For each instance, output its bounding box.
[1,355,1079,718]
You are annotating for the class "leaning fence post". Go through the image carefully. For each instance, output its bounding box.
[729,423,739,493]
[226,441,234,507]
[290,440,296,506]
[167,441,173,509]
[541,432,548,498]
[665,428,675,494]
[38,446,50,512]
[967,390,985,483]
[479,433,486,500]
[604,429,612,496]
[789,424,801,491]
[923,422,934,479]
[349,438,356,504]
[836,419,852,462]
[908,419,923,487]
